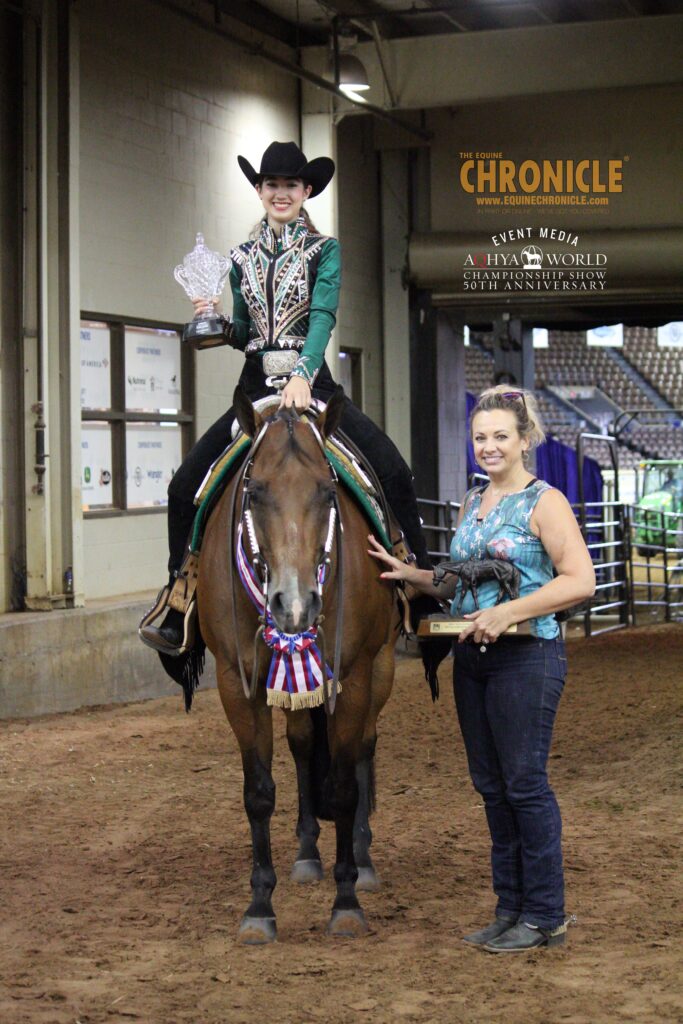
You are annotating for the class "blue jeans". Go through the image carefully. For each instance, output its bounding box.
[452,636,567,929]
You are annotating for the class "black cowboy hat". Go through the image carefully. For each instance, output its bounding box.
[237,141,335,198]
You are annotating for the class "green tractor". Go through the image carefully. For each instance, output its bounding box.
[634,460,683,557]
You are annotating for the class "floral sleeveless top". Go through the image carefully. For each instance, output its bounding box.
[449,479,559,639]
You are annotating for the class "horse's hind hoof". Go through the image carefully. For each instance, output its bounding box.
[238,916,277,945]
[355,866,381,892]
[327,908,369,938]
[291,859,324,883]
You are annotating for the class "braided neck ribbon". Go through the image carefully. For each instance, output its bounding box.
[235,524,334,709]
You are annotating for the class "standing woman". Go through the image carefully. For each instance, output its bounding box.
[368,385,595,952]
[141,141,431,653]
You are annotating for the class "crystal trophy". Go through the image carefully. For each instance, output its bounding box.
[174,233,231,349]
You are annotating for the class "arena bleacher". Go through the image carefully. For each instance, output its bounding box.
[466,327,682,470]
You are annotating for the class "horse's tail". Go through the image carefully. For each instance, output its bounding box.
[410,594,451,701]
[421,641,449,702]
[310,705,334,821]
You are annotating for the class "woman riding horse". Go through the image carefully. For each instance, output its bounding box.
[140,141,431,654]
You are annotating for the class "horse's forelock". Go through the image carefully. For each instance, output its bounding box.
[259,408,322,468]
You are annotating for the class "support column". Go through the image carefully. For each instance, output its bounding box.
[380,149,411,462]
[23,0,83,610]
[23,2,52,609]
[490,316,535,470]
[436,310,467,503]
[409,289,437,500]
[301,113,338,368]
[0,5,25,611]
[491,316,535,390]
[409,297,467,503]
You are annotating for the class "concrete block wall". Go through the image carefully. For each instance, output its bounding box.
[77,0,304,599]
[0,598,216,718]
[336,117,384,428]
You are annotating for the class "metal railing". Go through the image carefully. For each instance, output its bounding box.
[576,499,631,636]
[417,497,460,561]
[629,506,683,624]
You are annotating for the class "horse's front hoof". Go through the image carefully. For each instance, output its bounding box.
[238,916,277,945]
[327,908,368,938]
[355,866,381,892]
[291,858,324,883]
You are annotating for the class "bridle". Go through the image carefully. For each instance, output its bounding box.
[228,414,344,715]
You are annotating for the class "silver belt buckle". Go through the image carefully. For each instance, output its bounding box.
[262,350,298,377]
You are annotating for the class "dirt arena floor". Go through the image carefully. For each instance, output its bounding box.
[1,624,681,1024]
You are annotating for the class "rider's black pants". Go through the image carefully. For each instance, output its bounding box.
[167,358,430,575]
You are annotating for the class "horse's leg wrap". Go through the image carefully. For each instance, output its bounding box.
[241,750,277,928]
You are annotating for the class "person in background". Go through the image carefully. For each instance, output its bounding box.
[368,385,595,953]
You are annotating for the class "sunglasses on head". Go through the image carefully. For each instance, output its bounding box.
[500,390,527,409]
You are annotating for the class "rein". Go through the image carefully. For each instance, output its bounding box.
[228,415,344,715]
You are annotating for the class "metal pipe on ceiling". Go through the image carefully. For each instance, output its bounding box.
[150,0,432,142]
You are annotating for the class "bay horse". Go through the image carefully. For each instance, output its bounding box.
[197,386,399,944]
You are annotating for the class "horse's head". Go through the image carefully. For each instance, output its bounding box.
[233,385,345,635]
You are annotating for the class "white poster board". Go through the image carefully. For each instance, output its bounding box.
[586,324,623,347]
[125,327,181,412]
[126,424,182,508]
[533,328,549,348]
[80,322,111,409]
[657,322,683,348]
[81,423,113,509]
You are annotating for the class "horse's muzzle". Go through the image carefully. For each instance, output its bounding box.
[269,586,322,635]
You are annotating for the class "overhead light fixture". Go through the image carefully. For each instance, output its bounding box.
[328,19,370,99]
[338,53,369,94]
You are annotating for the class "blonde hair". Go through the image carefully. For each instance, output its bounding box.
[471,384,546,450]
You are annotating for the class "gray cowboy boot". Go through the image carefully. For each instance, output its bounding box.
[483,917,574,953]
[463,912,518,946]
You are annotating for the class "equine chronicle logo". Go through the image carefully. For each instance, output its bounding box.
[463,227,607,292]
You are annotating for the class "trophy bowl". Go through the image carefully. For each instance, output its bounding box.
[174,233,231,349]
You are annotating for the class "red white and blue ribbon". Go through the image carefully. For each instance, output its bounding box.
[236,524,333,710]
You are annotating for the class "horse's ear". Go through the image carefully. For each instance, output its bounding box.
[233,385,263,438]
[317,385,345,440]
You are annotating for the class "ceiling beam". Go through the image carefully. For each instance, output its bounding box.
[216,0,323,46]
[314,0,419,39]
[301,13,683,110]
[151,0,432,140]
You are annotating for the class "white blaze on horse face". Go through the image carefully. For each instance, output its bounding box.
[284,522,303,620]
[268,518,321,632]
[286,521,298,547]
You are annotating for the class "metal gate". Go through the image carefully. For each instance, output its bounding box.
[576,433,631,636]
[629,506,683,624]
